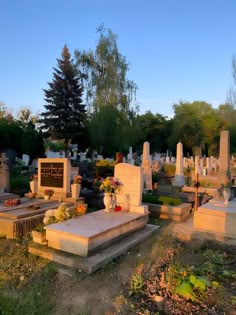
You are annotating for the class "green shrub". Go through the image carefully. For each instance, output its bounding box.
[163,164,176,175]
[142,194,182,206]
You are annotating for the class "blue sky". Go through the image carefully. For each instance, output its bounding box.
[1,0,236,118]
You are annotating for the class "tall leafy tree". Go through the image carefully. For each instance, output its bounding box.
[75,26,138,156]
[135,111,169,154]
[40,45,87,155]
[168,101,213,156]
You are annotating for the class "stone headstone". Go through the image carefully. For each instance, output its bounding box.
[127,146,134,165]
[141,142,152,190]
[114,163,147,213]
[22,154,30,167]
[37,158,71,198]
[174,141,184,186]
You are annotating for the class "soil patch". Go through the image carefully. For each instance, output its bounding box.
[0,222,236,314]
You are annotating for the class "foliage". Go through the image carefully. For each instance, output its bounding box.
[135,111,169,153]
[175,274,211,301]
[75,25,137,114]
[142,194,182,206]
[44,140,65,152]
[34,223,45,232]
[10,176,29,196]
[129,274,144,295]
[40,44,87,155]
[95,159,115,178]
[75,26,138,156]
[163,163,176,175]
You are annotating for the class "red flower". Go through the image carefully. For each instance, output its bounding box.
[114,205,122,212]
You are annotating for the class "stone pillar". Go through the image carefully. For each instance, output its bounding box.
[174,141,184,186]
[141,142,152,190]
[206,157,211,173]
[195,156,200,177]
[218,130,231,185]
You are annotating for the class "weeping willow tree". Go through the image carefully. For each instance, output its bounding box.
[75,25,139,156]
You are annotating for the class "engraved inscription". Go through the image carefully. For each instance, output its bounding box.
[41,162,64,188]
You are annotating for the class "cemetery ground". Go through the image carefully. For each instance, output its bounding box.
[0,218,236,315]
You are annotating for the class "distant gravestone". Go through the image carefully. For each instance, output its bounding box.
[114,163,148,213]
[127,146,134,165]
[174,141,184,186]
[22,154,30,167]
[37,158,71,198]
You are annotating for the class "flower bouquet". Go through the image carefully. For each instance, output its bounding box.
[73,175,82,185]
[97,177,122,193]
[76,203,87,215]
[44,189,54,197]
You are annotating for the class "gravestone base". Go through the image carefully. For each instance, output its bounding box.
[0,199,73,239]
[146,203,191,221]
[45,209,149,257]
[29,224,159,274]
[194,198,236,239]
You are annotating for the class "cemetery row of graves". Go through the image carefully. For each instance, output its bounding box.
[0,131,235,313]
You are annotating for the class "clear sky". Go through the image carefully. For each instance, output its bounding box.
[1,0,236,118]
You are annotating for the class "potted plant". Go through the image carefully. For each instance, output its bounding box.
[71,175,82,199]
[44,189,54,200]
[31,223,47,245]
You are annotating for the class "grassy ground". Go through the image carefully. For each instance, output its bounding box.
[0,220,236,314]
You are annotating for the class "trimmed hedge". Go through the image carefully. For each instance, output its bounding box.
[142,194,182,206]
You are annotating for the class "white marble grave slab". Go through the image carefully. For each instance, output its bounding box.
[45,209,149,257]
[194,199,236,236]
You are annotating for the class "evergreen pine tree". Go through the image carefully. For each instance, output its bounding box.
[40,44,87,155]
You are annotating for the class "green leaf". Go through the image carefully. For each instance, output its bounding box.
[193,277,210,291]
[189,275,197,285]
[211,281,221,289]
[175,281,196,301]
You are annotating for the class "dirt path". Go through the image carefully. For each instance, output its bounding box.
[53,234,157,314]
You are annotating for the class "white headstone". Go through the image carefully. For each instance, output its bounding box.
[174,141,184,186]
[114,163,148,213]
[22,154,30,166]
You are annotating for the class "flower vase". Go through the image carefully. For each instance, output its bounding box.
[44,195,50,200]
[30,180,38,194]
[71,183,81,199]
[223,188,231,205]
[103,192,112,212]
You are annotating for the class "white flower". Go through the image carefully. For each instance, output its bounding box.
[43,217,51,225]
[45,209,55,217]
